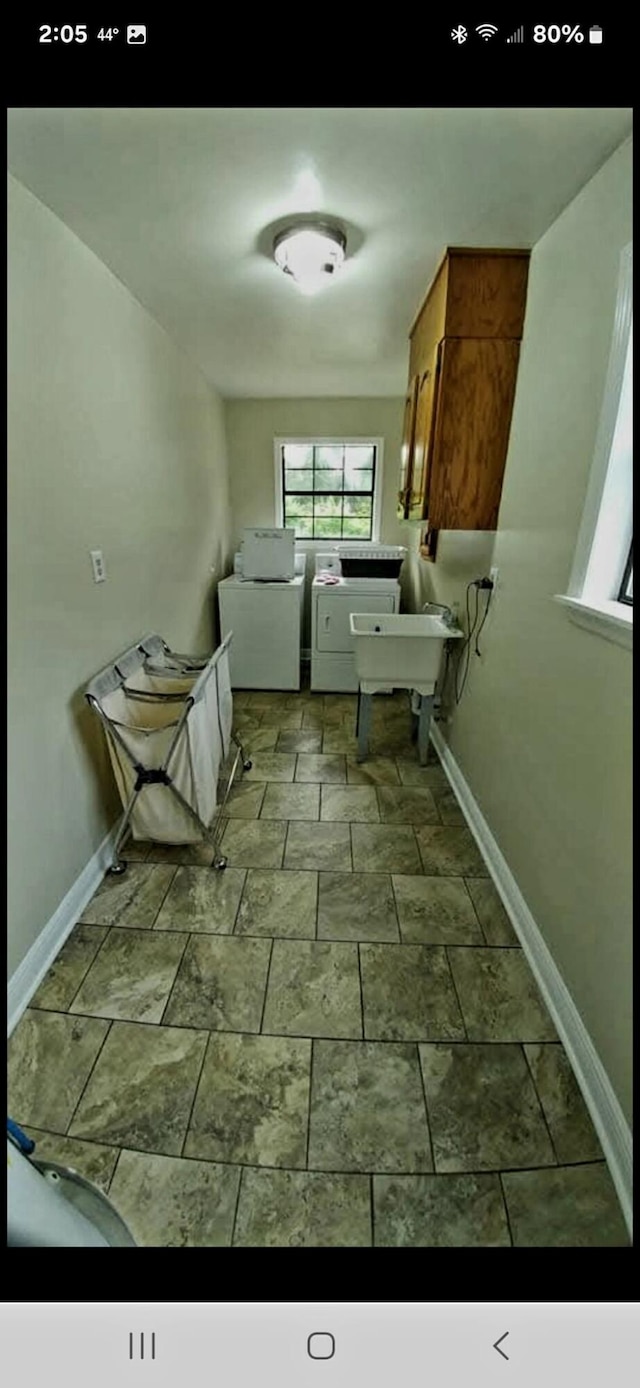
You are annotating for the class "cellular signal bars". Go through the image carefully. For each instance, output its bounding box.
[507,26,524,42]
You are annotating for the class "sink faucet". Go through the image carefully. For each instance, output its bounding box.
[422,600,456,629]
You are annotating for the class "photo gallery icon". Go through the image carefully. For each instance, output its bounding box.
[127,25,147,44]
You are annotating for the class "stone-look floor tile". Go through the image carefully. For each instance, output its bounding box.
[419,1043,556,1172]
[396,759,448,789]
[260,783,320,821]
[323,694,358,716]
[185,1032,311,1168]
[22,1128,120,1193]
[295,754,347,784]
[321,785,380,822]
[321,726,358,754]
[524,1044,603,1163]
[393,875,484,946]
[501,1164,629,1247]
[31,924,108,1011]
[276,729,323,754]
[317,872,400,942]
[123,838,152,861]
[70,928,186,1024]
[360,944,465,1043]
[374,1173,510,1247]
[154,865,246,933]
[8,1010,109,1133]
[80,863,176,928]
[223,781,266,819]
[259,709,304,729]
[309,1040,432,1174]
[245,691,290,710]
[432,787,466,826]
[108,1149,240,1247]
[241,726,279,752]
[69,1021,207,1155]
[377,786,440,825]
[351,824,422,875]
[220,819,287,869]
[145,841,221,867]
[232,713,264,735]
[235,870,317,939]
[465,877,518,945]
[301,709,327,729]
[231,690,252,708]
[284,821,352,871]
[347,757,400,786]
[448,948,557,1042]
[234,1168,372,1247]
[370,733,416,759]
[163,935,271,1032]
[262,940,362,1040]
[242,752,296,783]
[415,826,488,878]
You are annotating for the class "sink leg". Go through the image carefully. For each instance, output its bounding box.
[357,690,372,762]
[418,694,434,766]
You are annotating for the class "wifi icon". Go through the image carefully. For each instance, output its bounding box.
[476,23,498,39]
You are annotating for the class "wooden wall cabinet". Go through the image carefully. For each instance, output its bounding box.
[398,247,530,530]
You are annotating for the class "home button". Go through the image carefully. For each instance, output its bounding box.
[307,1332,336,1360]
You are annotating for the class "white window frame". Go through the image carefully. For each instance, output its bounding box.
[554,242,632,650]
[274,436,384,548]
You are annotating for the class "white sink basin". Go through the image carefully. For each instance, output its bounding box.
[349,611,463,690]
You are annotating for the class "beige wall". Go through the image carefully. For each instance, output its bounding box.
[225,397,404,641]
[8,174,232,976]
[397,140,632,1122]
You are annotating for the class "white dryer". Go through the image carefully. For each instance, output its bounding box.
[218,534,305,690]
[311,547,404,692]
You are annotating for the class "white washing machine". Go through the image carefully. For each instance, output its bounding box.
[218,536,305,690]
[311,548,404,692]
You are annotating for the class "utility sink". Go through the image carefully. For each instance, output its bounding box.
[349,611,463,691]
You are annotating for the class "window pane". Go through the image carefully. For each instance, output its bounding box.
[315,469,344,492]
[345,445,374,470]
[343,495,372,519]
[345,468,373,494]
[285,506,313,521]
[314,495,343,518]
[290,519,312,538]
[342,517,372,538]
[285,469,313,492]
[314,517,342,538]
[316,446,344,470]
[283,444,313,469]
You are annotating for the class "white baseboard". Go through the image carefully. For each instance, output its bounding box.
[8,824,118,1037]
[431,723,633,1239]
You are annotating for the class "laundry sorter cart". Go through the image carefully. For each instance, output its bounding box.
[85,632,251,875]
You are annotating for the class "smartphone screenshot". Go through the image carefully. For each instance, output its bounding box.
[5,32,633,1386]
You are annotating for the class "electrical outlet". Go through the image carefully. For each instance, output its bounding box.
[489,565,499,589]
[90,549,106,583]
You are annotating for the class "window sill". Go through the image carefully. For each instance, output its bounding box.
[554,594,632,649]
[294,537,381,549]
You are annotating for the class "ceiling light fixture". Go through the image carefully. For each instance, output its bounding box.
[273,222,346,296]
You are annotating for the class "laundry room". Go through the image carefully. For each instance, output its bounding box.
[7,107,632,1250]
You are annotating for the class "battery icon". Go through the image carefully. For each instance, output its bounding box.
[589,25,603,42]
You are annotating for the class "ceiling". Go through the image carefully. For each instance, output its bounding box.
[7,107,632,398]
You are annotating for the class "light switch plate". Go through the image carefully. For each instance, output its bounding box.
[90,549,106,583]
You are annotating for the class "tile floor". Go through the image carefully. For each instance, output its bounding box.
[9,687,629,1247]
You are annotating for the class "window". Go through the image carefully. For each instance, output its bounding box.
[274,438,382,542]
[555,243,632,648]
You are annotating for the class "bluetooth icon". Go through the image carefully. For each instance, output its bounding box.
[451,24,467,42]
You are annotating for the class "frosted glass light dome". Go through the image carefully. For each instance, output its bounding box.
[273,224,346,295]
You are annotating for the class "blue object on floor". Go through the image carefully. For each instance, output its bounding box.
[7,1118,36,1154]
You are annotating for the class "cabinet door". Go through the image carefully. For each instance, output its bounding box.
[428,337,521,530]
[407,344,441,521]
[397,374,418,518]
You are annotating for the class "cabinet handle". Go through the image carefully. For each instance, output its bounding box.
[323,614,330,630]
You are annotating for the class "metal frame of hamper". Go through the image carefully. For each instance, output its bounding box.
[85,631,251,875]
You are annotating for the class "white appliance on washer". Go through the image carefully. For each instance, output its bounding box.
[311,546,405,692]
[218,529,305,690]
